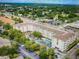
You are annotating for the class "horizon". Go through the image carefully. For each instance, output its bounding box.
[0,0,79,5]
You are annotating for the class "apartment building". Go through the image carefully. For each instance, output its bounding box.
[14,22,76,52]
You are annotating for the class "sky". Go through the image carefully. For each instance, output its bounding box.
[0,0,79,5]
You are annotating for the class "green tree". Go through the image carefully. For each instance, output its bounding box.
[47,48,55,59]
[9,29,26,44]
[30,43,40,51]
[0,20,4,26]
[24,57,31,59]
[76,48,79,56]
[68,13,77,18]
[12,17,23,24]
[8,47,19,59]
[0,13,5,16]
[0,46,19,59]
[1,30,10,38]
[0,46,9,56]
[65,56,70,59]
[39,46,47,59]
[32,31,42,38]
[3,24,13,30]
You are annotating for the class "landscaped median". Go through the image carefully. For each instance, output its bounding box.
[66,39,79,52]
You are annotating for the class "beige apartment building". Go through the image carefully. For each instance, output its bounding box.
[14,22,77,52]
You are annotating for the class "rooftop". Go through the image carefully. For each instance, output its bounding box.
[15,22,75,41]
[0,16,14,24]
[54,31,75,41]
[0,37,11,47]
[0,56,9,59]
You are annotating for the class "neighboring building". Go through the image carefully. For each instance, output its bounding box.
[0,56,9,59]
[0,55,24,59]
[0,37,11,47]
[15,55,24,59]
[0,16,14,25]
[64,21,79,39]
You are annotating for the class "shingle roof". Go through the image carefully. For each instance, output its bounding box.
[0,16,13,24]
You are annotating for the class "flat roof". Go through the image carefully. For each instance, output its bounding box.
[0,37,11,47]
[15,22,75,41]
